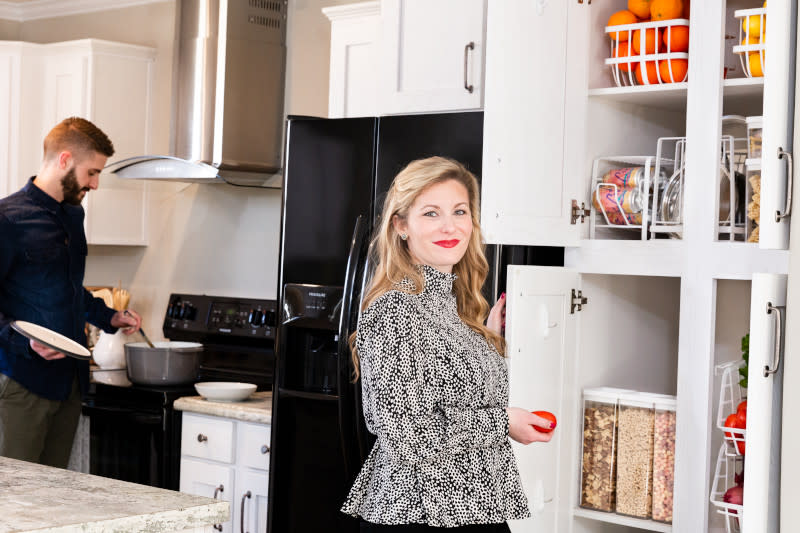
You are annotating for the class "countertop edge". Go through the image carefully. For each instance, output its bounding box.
[21,500,229,533]
[174,392,272,425]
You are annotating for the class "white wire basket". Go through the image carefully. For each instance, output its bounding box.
[589,156,654,240]
[649,137,685,238]
[732,8,766,78]
[715,360,747,458]
[710,443,744,533]
[719,133,748,241]
[605,18,690,86]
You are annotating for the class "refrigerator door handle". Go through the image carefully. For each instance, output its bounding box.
[337,215,369,480]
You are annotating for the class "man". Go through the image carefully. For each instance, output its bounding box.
[0,117,142,468]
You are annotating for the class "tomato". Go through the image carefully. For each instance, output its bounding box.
[531,410,557,433]
[724,413,740,438]
[737,400,747,414]
[736,408,746,428]
[725,412,746,455]
[737,439,746,455]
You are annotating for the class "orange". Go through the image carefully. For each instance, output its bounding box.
[651,0,684,21]
[635,61,661,84]
[628,0,653,19]
[659,58,688,82]
[614,41,634,72]
[742,15,764,39]
[749,53,764,77]
[632,28,661,54]
[607,10,638,41]
[683,0,691,18]
[741,34,759,46]
[663,25,689,52]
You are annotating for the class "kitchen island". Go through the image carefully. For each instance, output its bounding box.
[0,456,228,533]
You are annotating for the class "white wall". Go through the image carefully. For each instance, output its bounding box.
[4,0,350,339]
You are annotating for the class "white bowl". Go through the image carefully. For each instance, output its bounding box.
[194,382,257,402]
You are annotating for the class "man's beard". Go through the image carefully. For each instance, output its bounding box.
[61,167,88,206]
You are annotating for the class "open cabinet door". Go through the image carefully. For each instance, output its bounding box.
[505,265,580,533]
[481,1,588,247]
[743,273,786,532]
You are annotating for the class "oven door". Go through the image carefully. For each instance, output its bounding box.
[82,402,182,490]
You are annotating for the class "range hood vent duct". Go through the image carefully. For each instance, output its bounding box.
[107,0,287,187]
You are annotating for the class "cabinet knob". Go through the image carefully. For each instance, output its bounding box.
[261,445,270,454]
[197,433,208,443]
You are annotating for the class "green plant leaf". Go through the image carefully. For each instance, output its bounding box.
[739,367,748,378]
[740,377,748,388]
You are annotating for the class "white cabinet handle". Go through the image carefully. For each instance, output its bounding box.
[240,491,252,533]
[776,147,793,221]
[463,42,475,93]
[764,303,785,377]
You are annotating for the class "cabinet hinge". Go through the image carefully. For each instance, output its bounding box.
[577,0,592,4]
[571,200,590,224]
[571,289,588,314]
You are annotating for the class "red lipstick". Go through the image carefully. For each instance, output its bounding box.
[434,240,460,248]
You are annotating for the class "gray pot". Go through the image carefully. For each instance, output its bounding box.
[125,341,203,385]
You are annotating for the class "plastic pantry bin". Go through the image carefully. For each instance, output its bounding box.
[652,395,677,523]
[615,392,655,519]
[746,116,763,160]
[580,388,621,512]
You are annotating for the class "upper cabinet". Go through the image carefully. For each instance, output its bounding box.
[326,0,486,117]
[380,0,486,114]
[481,0,796,256]
[0,39,155,246]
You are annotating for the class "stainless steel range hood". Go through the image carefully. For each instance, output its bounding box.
[107,0,287,187]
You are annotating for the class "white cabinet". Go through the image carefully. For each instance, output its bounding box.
[381,0,486,114]
[0,39,154,245]
[325,0,486,117]
[180,413,270,533]
[486,2,795,532]
[324,2,380,118]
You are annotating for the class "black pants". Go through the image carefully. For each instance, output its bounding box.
[360,521,511,532]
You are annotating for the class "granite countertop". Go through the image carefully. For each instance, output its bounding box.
[174,391,272,424]
[0,456,228,533]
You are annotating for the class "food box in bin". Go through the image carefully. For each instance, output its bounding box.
[580,388,676,524]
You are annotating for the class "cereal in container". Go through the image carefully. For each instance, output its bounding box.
[746,116,763,159]
[615,392,655,519]
[580,388,620,512]
[652,395,677,523]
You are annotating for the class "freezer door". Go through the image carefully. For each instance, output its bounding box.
[505,265,580,533]
[742,273,787,533]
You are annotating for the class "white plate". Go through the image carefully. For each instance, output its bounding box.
[11,321,91,360]
[194,382,257,402]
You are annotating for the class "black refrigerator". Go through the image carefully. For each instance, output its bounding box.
[266,112,562,533]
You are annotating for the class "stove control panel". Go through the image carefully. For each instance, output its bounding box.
[164,293,278,339]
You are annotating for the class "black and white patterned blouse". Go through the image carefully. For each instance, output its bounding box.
[341,265,530,527]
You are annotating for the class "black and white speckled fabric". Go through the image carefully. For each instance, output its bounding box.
[341,265,530,528]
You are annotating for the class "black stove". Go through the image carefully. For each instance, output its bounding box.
[82,293,277,490]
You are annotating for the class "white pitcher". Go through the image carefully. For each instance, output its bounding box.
[92,330,127,369]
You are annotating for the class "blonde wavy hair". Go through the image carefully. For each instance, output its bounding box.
[350,156,505,380]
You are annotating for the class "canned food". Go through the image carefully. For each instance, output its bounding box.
[593,185,644,225]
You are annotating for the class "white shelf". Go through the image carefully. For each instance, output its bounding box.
[565,239,685,277]
[573,508,673,532]
[588,83,688,111]
[708,243,790,279]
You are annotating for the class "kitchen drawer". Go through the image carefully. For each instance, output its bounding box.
[237,422,271,471]
[181,413,234,463]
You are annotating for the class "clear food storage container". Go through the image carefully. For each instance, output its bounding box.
[615,392,655,519]
[652,395,677,523]
[580,388,621,512]
[746,116,763,159]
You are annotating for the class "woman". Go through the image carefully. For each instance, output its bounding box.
[341,157,553,531]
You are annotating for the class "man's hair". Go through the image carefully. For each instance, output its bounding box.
[43,116,115,162]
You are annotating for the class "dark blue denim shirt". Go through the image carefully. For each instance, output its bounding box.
[0,178,117,400]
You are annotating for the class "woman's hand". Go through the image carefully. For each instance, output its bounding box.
[506,407,554,445]
[487,292,506,335]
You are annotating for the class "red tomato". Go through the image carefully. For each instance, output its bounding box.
[724,413,740,438]
[737,400,747,414]
[531,410,557,433]
[737,439,746,455]
[736,408,746,428]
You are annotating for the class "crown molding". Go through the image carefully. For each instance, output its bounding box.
[0,0,169,22]
[323,1,379,22]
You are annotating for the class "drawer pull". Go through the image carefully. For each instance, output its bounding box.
[776,147,793,222]
[240,490,252,533]
[213,484,224,531]
[463,42,475,93]
[197,433,208,443]
[261,445,270,454]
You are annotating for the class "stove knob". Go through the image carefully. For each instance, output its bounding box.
[177,303,186,319]
[254,310,265,326]
[184,304,197,321]
[266,311,276,327]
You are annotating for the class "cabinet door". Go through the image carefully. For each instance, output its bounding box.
[481,0,587,247]
[742,273,787,533]
[235,469,269,533]
[0,49,20,198]
[180,458,235,533]
[381,0,485,114]
[505,265,579,532]
[326,4,380,118]
[759,0,796,250]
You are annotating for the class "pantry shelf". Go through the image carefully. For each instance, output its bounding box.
[588,84,688,111]
[573,508,672,532]
[722,77,764,113]
[565,239,685,277]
